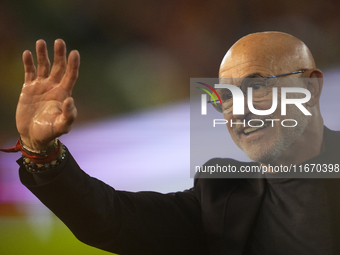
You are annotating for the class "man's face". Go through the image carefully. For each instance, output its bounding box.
[220,71,309,164]
[224,79,307,163]
[217,32,322,164]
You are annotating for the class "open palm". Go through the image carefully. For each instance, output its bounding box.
[16,39,80,150]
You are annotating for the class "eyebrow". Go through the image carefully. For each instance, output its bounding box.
[244,72,265,78]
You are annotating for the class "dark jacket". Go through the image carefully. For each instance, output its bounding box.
[19,127,340,255]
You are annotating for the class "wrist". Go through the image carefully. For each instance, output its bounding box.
[20,137,55,151]
[0,137,66,172]
[22,144,67,173]
[19,138,61,165]
[20,137,59,156]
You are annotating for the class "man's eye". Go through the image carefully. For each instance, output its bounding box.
[250,82,266,90]
[221,93,232,101]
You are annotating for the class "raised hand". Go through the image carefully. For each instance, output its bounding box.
[16,39,80,150]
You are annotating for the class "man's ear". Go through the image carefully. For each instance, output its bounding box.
[305,69,323,107]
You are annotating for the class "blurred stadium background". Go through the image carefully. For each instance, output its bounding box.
[0,0,340,254]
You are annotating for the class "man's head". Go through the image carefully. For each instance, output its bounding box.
[219,31,324,165]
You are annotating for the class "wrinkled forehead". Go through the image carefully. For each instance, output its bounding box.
[219,51,288,79]
[219,38,314,78]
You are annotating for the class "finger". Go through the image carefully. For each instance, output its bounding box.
[36,39,51,78]
[49,39,67,83]
[62,97,77,125]
[55,97,77,136]
[22,50,36,83]
[60,50,80,94]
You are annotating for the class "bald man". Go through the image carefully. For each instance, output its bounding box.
[12,32,340,255]
[219,32,324,168]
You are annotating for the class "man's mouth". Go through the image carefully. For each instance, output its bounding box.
[243,122,270,135]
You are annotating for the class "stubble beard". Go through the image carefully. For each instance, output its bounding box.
[233,106,309,164]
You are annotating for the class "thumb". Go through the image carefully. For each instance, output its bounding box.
[55,97,77,136]
[62,97,77,125]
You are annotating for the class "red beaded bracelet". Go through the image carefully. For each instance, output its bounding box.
[0,138,61,164]
[22,144,67,173]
